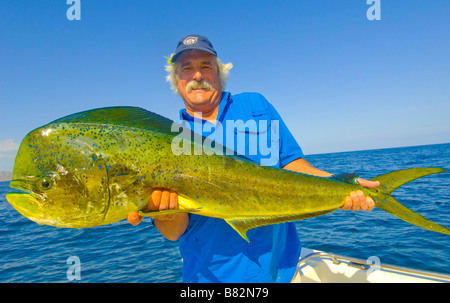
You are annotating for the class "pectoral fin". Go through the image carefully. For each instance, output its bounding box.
[138,194,202,217]
[138,207,201,217]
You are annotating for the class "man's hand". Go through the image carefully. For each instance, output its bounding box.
[340,178,380,211]
[128,189,188,241]
[127,189,179,226]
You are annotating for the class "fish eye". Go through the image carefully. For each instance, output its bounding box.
[37,176,54,191]
[42,179,50,188]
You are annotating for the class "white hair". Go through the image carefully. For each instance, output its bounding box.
[165,57,233,94]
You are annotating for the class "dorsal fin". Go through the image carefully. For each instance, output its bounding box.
[49,106,176,135]
[47,106,258,161]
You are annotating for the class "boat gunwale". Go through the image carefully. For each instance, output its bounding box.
[296,249,450,283]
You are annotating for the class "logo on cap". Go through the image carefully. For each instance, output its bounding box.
[183,36,198,45]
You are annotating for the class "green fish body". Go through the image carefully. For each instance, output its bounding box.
[6,107,449,241]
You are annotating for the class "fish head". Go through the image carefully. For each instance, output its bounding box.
[6,123,110,228]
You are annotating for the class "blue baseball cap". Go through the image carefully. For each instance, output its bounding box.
[171,34,217,63]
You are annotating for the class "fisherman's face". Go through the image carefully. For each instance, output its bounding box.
[176,50,222,115]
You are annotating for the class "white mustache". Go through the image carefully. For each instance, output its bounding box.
[186,80,213,93]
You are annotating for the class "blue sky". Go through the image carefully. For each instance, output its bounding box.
[1,0,449,171]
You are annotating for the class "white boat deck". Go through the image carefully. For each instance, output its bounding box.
[291,248,450,283]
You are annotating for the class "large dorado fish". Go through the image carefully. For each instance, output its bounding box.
[5,107,450,241]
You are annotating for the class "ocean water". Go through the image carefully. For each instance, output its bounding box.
[0,143,449,282]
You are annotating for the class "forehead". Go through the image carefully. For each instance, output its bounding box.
[176,50,216,65]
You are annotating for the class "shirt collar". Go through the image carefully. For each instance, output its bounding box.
[179,91,232,123]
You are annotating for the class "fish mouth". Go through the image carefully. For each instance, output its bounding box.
[6,191,104,228]
[6,192,38,212]
[5,192,53,226]
[6,178,50,225]
[8,178,46,204]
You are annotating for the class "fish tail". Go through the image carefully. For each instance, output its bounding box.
[370,168,450,235]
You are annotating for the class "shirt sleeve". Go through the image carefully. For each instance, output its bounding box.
[266,102,304,167]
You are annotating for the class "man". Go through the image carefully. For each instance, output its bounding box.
[128,35,379,282]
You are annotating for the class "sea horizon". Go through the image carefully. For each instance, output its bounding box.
[305,141,450,157]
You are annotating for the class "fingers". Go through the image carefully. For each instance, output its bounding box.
[169,192,178,209]
[352,191,364,211]
[157,190,170,211]
[128,189,179,225]
[127,211,143,226]
[155,191,179,221]
[340,177,379,211]
[155,191,178,221]
[340,190,375,211]
[149,190,163,211]
[341,196,353,210]
[150,190,178,211]
[356,178,380,189]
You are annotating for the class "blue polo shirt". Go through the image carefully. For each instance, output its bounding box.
[177,92,303,283]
